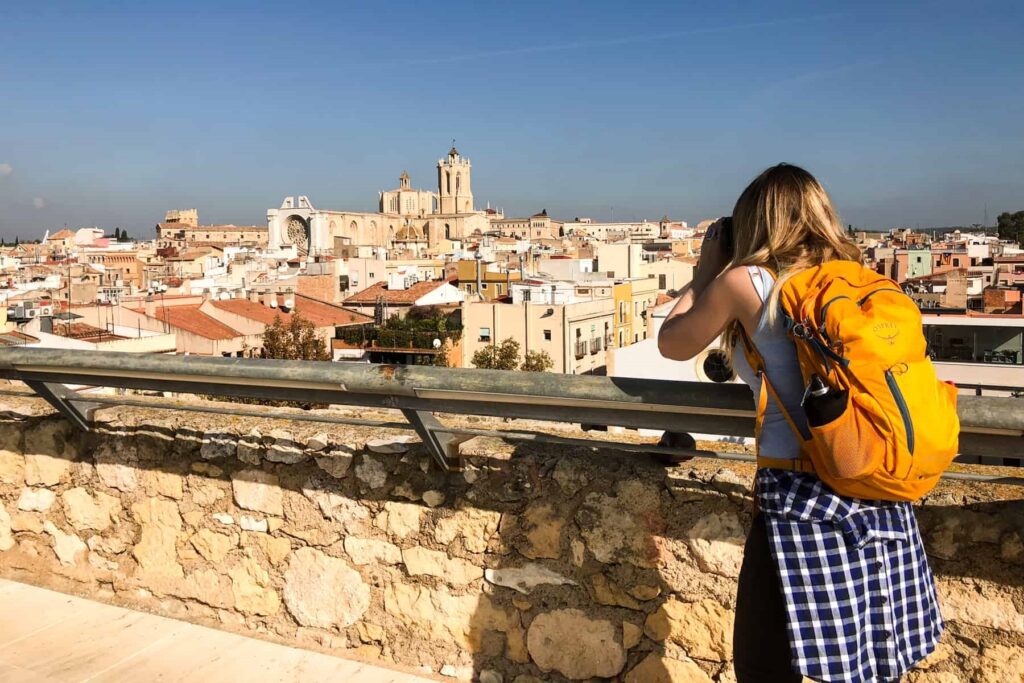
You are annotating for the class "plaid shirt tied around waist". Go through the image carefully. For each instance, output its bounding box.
[755,468,944,682]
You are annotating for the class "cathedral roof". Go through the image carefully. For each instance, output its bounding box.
[448,146,459,157]
[395,224,426,241]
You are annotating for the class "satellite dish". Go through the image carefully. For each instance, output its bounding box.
[269,299,277,308]
[284,298,295,309]
[432,338,442,349]
[218,292,230,300]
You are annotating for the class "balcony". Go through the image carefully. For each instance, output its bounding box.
[574,340,587,359]
[590,337,602,355]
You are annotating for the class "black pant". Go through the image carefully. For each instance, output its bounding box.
[733,513,803,683]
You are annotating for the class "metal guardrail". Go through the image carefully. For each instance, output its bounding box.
[0,348,1021,485]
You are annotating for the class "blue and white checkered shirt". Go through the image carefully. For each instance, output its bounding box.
[755,468,944,682]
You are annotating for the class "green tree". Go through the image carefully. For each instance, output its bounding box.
[432,345,449,367]
[261,313,330,361]
[471,337,521,370]
[996,211,1024,246]
[520,349,554,372]
[119,229,130,242]
[113,228,121,241]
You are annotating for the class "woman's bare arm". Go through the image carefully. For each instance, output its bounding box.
[657,266,759,360]
[658,216,765,360]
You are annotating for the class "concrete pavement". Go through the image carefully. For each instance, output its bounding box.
[0,579,438,682]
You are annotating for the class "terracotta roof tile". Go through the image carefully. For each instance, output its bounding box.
[343,280,449,305]
[54,322,127,342]
[0,331,39,346]
[289,295,373,326]
[210,299,293,326]
[210,296,371,328]
[150,305,241,340]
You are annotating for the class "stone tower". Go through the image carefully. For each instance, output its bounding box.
[438,145,473,214]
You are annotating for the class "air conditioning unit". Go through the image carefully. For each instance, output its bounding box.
[38,305,53,317]
[27,308,38,318]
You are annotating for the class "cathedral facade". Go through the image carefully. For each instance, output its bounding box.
[267,147,488,256]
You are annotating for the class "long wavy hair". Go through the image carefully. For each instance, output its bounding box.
[725,163,861,355]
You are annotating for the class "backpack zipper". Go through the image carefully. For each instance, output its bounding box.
[885,368,915,454]
[818,288,905,343]
[818,295,850,331]
[858,287,904,305]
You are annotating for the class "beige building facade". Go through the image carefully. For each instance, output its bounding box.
[379,171,438,217]
[462,297,614,375]
[268,147,487,256]
[490,210,561,239]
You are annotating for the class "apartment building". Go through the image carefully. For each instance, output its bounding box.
[462,295,614,375]
[454,259,522,301]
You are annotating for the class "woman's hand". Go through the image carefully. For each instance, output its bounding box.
[695,217,732,283]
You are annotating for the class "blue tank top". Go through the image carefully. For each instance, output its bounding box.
[731,266,809,459]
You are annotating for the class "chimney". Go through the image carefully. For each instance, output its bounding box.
[250,289,260,304]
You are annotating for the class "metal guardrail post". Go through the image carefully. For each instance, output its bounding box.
[23,381,100,431]
[400,409,469,471]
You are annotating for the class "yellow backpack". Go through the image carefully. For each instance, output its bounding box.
[741,261,960,501]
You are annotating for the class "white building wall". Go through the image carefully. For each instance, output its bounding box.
[415,283,465,307]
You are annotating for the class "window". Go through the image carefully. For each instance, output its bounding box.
[496,283,503,294]
[481,283,488,290]
[522,289,531,302]
[543,329,551,341]
[953,258,960,267]
[479,327,491,342]
[659,274,667,289]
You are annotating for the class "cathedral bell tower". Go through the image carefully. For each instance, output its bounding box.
[437,143,473,214]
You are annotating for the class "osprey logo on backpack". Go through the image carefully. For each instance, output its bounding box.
[872,321,900,345]
[741,261,960,502]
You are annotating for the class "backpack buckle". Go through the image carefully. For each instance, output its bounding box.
[791,322,811,339]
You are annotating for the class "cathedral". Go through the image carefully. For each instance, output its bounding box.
[267,146,491,257]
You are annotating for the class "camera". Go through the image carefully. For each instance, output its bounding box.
[720,217,735,256]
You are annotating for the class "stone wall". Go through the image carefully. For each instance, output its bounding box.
[0,397,1022,682]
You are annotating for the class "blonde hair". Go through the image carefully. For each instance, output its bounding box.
[725,164,861,354]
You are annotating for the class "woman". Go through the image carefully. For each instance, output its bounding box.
[657,164,943,682]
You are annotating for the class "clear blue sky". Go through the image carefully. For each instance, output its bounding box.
[1,1,1022,239]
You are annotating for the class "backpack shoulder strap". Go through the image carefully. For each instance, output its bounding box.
[737,305,814,457]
